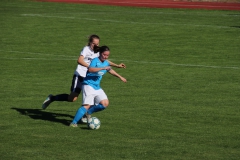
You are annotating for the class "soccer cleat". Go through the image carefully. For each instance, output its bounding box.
[80,115,88,124]
[80,114,89,123]
[86,113,92,124]
[42,94,53,110]
[69,123,78,127]
[80,113,92,123]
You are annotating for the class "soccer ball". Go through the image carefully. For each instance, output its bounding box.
[88,117,101,130]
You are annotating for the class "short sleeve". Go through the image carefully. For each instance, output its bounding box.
[107,61,110,66]
[89,58,98,67]
[80,47,88,57]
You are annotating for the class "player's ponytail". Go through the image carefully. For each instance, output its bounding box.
[93,45,100,53]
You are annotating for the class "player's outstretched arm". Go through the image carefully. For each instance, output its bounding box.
[108,69,127,83]
[107,60,126,69]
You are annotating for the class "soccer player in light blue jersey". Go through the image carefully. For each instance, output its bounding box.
[70,46,127,127]
[42,35,126,110]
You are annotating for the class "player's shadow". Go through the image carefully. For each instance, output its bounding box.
[230,26,240,28]
[11,107,74,126]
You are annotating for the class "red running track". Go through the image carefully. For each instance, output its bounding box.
[39,0,240,10]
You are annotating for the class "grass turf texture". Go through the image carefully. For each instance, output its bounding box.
[0,0,240,159]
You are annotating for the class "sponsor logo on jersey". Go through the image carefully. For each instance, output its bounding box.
[98,71,104,75]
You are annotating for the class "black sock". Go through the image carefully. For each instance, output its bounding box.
[51,94,69,102]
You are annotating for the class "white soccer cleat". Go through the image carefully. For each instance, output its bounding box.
[80,116,88,123]
[42,94,53,110]
[80,113,91,123]
[69,123,78,127]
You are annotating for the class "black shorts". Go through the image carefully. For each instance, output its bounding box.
[70,75,84,94]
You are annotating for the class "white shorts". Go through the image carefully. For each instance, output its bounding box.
[82,85,108,105]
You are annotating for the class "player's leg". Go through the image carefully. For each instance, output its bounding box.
[81,89,108,123]
[42,93,74,110]
[68,92,79,102]
[42,75,83,110]
[70,85,96,127]
[70,104,90,127]
[87,89,108,115]
[68,75,83,102]
[52,74,83,102]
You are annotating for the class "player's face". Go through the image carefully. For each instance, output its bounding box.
[100,51,110,62]
[90,38,99,50]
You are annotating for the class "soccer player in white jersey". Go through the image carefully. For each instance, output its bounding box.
[42,35,126,110]
[70,46,127,127]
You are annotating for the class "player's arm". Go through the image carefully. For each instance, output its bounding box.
[108,69,127,83]
[107,60,126,69]
[77,55,89,68]
[88,66,111,73]
[88,58,111,73]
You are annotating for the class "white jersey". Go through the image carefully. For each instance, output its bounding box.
[74,46,99,77]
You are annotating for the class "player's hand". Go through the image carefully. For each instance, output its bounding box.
[118,63,126,69]
[105,66,111,71]
[120,77,127,83]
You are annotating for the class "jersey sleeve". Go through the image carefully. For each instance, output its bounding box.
[106,61,110,66]
[89,58,98,68]
[80,46,88,57]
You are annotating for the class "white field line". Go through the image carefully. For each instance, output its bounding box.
[1,57,75,60]
[116,60,239,69]
[2,50,76,58]
[21,14,233,29]
[1,50,239,70]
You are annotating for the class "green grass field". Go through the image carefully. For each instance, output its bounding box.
[0,0,240,159]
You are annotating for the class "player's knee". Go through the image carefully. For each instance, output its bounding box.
[72,97,78,102]
[101,100,109,107]
[68,96,78,102]
[68,92,79,102]
[83,105,91,110]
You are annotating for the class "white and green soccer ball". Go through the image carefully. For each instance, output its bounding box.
[88,117,101,130]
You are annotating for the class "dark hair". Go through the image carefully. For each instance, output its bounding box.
[88,34,100,46]
[99,46,110,54]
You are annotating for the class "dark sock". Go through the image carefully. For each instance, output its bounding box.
[51,94,69,102]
